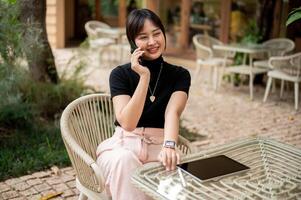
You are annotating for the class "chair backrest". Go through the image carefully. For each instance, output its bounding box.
[269,52,301,77]
[192,34,225,60]
[263,38,295,57]
[85,21,111,38]
[60,93,115,192]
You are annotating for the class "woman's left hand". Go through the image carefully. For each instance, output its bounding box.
[158,147,180,171]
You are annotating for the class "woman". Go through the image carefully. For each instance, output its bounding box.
[96,9,191,200]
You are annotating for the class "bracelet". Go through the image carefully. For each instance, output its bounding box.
[163,140,176,149]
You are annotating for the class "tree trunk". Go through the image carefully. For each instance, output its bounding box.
[257,0,276,42]
[19,0,59,83]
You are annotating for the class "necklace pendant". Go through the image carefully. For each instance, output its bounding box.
[150,95,155,102]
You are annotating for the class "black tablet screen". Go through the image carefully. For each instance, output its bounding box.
[178,155,250,181]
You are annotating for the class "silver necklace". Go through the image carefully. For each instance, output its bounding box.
[148,63,163,102]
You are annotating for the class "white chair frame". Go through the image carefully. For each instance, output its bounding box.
[263,52,301,110]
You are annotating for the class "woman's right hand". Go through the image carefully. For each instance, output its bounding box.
[131,47,150,77]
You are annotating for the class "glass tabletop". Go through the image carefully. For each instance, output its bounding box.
[131,138,301,200]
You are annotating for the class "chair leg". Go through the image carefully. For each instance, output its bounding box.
[209,65,214,86]
[214,66,219,91]
[249,73,254,100]
[78,192,88,200]
[272,79,276,93]
[193,63,201,84]
[280,80,285,99]
[294,82,299,110]
[263,77,273,102]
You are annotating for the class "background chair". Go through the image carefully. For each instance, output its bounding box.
[192,34,233,90]
[84,21,117,68]
[85,21,111,39]
[263,52,301,110]
[60,94,197,200]
[254,38,295,69]
[254,38,295,95]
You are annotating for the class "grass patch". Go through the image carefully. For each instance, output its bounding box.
[0,124,70,181]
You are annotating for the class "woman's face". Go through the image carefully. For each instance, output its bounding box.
[134,19,165,60]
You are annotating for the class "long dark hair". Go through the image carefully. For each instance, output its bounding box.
[126,9,166,47]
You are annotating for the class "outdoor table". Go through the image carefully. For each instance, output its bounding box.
[213,44,269,100]
[132,137,301,199]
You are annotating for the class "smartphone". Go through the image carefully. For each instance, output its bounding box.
[130,41,138,54]
[177,155,250,182]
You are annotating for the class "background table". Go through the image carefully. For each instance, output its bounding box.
[132,138,301,199]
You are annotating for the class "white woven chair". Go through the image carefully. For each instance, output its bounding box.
[192,34,233,90]
[84,21,116,68]
[263,52,301,110]
[254,38,295,69]
[60,94,197,200]
[85,21,111,39]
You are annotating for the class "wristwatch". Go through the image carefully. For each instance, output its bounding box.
[163,140,176,149]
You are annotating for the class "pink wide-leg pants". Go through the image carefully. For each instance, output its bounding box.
[96,126,164,200]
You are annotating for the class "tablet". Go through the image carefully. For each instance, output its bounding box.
[178,155,250,182]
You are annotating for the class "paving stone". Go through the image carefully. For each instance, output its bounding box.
[61,189,74,198]
[46,177,62,185]
[40,189,56,197]
[60,174,75,182]
[12,182,31,191]
[5,178,22,186]
[73,188,80,195]
[10,197,25,200]
[52,183,69,192]
[0,183,11,193]
[61,167,73,172]
[19,187,38,196]
[33,183,51,192]
[66,196,78,200]
[1,190,19,199]
[26,178,43,186]
[27,194,42,200]
[66,181,76,189]
[20,175,35,181]
[32,171,51,178]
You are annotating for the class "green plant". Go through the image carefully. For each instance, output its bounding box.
[286,7,301,26]
[0,1,96,180]
[240,19,263,44]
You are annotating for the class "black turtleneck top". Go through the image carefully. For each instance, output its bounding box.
[109,56,191,128]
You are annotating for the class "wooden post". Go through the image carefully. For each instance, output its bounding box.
[146,0,159,14]
[95,0,100,21]
[56,0,65,48]
[271,0,282,38]
[118,0,126,27]
[179,0,191,49]
[220,0,231,43]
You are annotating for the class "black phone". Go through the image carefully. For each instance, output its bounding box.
[178,155,250,182]
[130,41,138,54]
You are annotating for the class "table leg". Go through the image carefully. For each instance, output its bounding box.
[249,55,254,100]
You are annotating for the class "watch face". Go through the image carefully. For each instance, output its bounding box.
[164,141,176,148]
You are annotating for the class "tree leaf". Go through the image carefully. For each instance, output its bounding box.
[286,7,301,26]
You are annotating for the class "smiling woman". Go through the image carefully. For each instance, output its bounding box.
[95,9,191,200]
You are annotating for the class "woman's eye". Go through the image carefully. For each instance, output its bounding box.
[154,32,161,36]
[138,36,148,40]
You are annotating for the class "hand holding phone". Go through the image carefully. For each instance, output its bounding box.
[129,41,149,77]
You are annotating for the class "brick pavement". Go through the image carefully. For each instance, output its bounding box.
[1,48,300,199]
